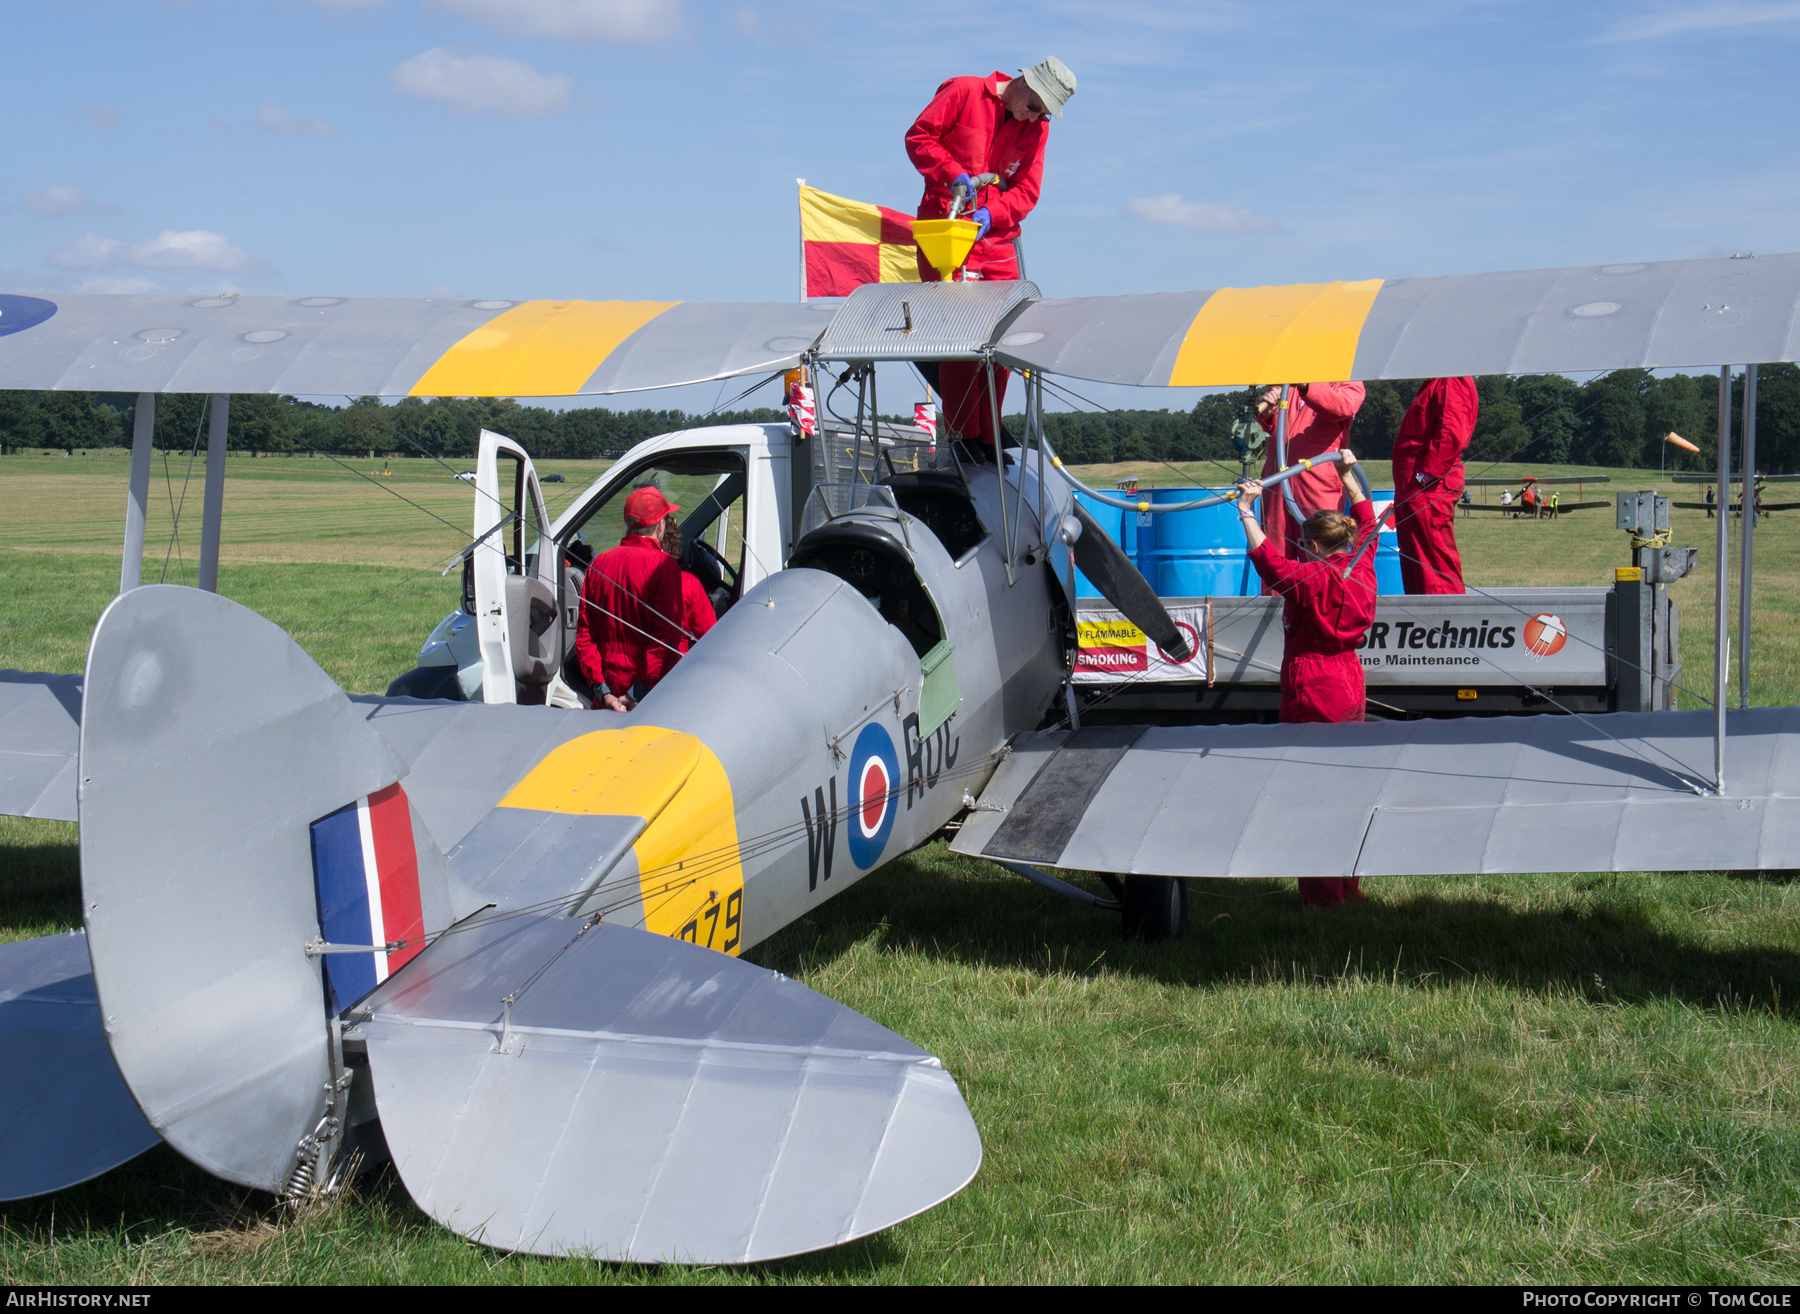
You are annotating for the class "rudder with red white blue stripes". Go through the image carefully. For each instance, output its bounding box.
[309,782,426,1015]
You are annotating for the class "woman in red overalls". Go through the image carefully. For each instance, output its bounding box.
[1235,451,1379,907]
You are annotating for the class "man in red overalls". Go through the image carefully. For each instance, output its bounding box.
[1390,377,1479,593]
[905,56,1075,458]
[1254,382,1366,564]
[574,487,688,712]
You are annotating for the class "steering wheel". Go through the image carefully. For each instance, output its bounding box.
[688,536,740,593]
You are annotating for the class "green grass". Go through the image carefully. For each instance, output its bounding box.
[4,451,1800,1283]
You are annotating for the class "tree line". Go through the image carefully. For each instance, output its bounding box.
[3,366,1797,473]
[0,391,787,460]
[1029,366,1800,475]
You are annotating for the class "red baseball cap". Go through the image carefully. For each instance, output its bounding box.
[624,486,679,527]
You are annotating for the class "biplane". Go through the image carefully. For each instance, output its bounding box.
[1461,474,1611,515]
[2,247,1799,1262]
[1671,471,1800,514]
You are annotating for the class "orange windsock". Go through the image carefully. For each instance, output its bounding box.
[1665,431,1700,453]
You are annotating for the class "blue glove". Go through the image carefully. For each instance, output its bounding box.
[951,172,974,200]
[972,206,991,240]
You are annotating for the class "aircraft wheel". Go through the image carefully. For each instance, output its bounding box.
[1120,875,1187,942]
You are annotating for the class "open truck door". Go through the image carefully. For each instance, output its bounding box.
[472,429,559,705]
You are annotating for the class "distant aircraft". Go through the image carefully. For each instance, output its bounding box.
[1462,474,1610,515]
[4,248,1800,1261]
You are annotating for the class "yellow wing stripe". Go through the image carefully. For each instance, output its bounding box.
[497,725,745,953]
[410,299,680,398]
[1168,279,1383,386]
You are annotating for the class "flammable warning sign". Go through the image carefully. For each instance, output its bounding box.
[1073,603,1212,684]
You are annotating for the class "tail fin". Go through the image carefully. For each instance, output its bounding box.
[78,585,420,1190]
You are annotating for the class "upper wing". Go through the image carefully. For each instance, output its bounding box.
[0,293,830,397]
[996,253,1800,386]
[952,711,1800,878]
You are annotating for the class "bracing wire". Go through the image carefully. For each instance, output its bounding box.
[371,746,1014,960]
[1034,372,1246,487]
[158,394,210,585]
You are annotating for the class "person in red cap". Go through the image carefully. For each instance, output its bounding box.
[1236,452,1379,908]
[574,486,690,711]
[1254,382,1366,568]
[1389,377,1479,593]
[905,56,1074,458]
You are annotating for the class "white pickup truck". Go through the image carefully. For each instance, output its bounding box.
[390,419,862,708]
[391,421,1687,722]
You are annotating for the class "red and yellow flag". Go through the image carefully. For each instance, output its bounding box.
[801,185,922,298]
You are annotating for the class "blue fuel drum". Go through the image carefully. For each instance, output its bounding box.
[1072,487,1403,600]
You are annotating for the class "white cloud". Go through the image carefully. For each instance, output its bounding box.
[187,279,246,296]
[76,276,166,295]
[49,229,260,273]
[1595,1,1800,40]
[428,0,684,44]
[73,101,121,128]
[390,47,574,117]
[1124,193,1283,234]
[24,186,116,217]
[732,5,813,43]
[256,102,337,138]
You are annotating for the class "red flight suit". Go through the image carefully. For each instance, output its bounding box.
[1390,377,1478,594]
[574,533,685,699]
[675,570,717,655]
[1248,499,1379,907]
[1255,382,1366,565]
[906,72,1047,452]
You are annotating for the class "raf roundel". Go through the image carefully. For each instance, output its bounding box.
[846,722,900,871]
[1523,613,1568,659]
[0,295,57,339]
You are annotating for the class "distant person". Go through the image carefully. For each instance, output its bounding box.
[1706,484,1716,518]
[1501,489,1512,507]
[1235,450,1379,908]
[1548,490,1560,517]
[1389,377,1478,594]
[659,514,717,655]
[906,56,1074,459]
[1254,382,1366,568]
[573,487,688,712]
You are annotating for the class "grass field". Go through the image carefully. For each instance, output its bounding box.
[3,449,1799,1284]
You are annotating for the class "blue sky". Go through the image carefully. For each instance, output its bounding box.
[6,0,1800,411]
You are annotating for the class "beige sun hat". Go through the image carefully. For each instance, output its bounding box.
[1019,56,1076,118]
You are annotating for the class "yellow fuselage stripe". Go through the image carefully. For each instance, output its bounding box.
[410,299,680,398]
[496,725,745,953]
[1168,279,1383,386]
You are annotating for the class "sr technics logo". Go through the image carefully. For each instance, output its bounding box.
[1523,613,1568,659]
[846,722,900,870]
